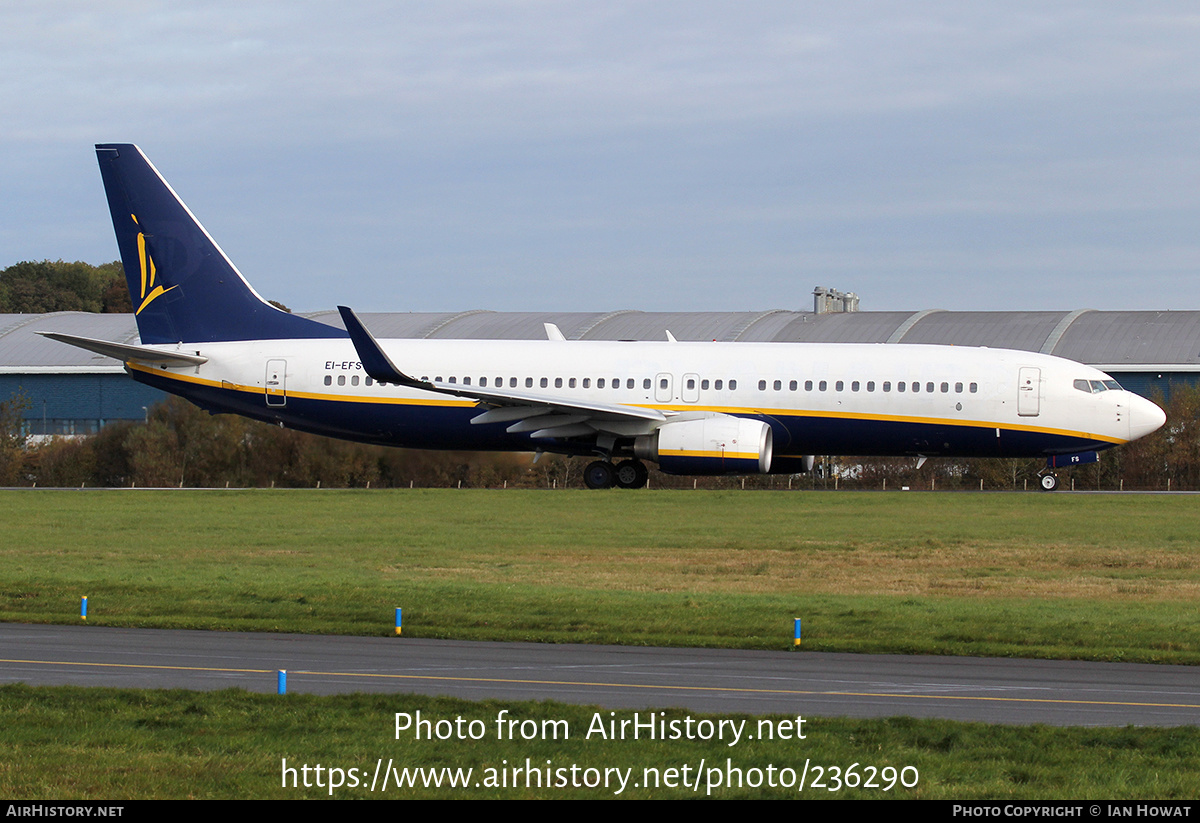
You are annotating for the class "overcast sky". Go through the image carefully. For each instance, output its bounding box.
[3,1,1199,314]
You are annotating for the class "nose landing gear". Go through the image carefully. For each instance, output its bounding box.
[1039,473,1059,492]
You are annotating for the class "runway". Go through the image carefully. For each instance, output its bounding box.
[2,623,1198,726]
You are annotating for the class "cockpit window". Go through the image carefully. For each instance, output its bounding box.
[1074,378,1124,394]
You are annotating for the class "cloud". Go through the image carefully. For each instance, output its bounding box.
[3,2,1200,312]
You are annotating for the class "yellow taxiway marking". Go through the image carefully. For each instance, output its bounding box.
[4,657,1198,711]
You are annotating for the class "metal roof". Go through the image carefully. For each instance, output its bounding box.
[4,309,1200,371]
[0,313,138,373]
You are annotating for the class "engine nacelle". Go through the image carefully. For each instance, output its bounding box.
[635,417,773,475]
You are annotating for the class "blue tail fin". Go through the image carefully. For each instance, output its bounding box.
[95,144,344,344]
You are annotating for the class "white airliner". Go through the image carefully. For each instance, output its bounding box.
[41,144,1165,490]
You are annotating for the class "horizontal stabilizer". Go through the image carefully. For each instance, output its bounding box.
[37,331,208,366]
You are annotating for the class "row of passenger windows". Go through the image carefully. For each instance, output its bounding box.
[322,375,729,390]
[321,373,975,394]
[757,379,977,394]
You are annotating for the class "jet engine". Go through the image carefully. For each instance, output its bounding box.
[634,417,773,475]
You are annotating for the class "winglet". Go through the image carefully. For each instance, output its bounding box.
[544,322,566,341]
[666,330,678,343]
[337,306,422,386]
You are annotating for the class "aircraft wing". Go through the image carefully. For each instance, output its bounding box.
[338,306,666,439]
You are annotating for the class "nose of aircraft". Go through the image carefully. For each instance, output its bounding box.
[1128,394,1167,442]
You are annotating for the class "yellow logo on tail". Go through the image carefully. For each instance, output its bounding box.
[131,214,177,315]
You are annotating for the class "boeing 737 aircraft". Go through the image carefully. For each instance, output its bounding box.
[41,144,1166,490]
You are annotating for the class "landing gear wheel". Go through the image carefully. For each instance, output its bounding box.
[1040,473,1059,492]
[614,459,649,489]
[584,460,616,490]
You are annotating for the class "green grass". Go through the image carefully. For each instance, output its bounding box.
[3,684,1199,799]
[4,489,1200,662]
[5,490,1200,800]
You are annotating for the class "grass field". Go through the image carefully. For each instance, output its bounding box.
[5,489,1200,800]
[4,685,1199,799]
[2,489,1199,663]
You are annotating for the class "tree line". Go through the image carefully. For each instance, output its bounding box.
[0,260,131,314]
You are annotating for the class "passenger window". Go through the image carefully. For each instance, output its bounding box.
[688,378,697,390]
[970,383,978,393]
[955,382,963,393]
[351,375,359,386]
[702,379,710,390]
[598,378,606,388]
[525,377,533,388]
[715,380,723,390]
[926,382,934,393]
[366,377,374,386]
[324,375,332,386]
[773,380,782,391]
[569,378,576,388]
[789,380,797,391]
[941,382,948,393]
[540,377,548,388]
[911,382,919,392]
[448,376,457,384]
[337,375,346,386]
[867,381,875,392]
[836,380,844,392]
[510,377,518,388]
[480,377,488,387]
[851,381,860,392]
[819,380,827,391]
[643,378,651,390]
[613,378,619,388]
[463,376,471,385]
[883,382,891,392]
[805,380,813,391]
[759,380,767,391]
[897,382,905,392]
[627,379,635,389]
[729,379,737,390]
[554,377,562,388]
[583,378,591,388]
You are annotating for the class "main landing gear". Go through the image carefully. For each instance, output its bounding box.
[1039,473,1059,492]
[584,459,649,489]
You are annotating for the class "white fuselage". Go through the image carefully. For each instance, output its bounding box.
[128,337,1163,467]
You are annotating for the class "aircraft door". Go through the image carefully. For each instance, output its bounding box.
[1017,367,1040,417]
[682,373,700,403]
[655,373,673,403]
[266,359,287,407]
